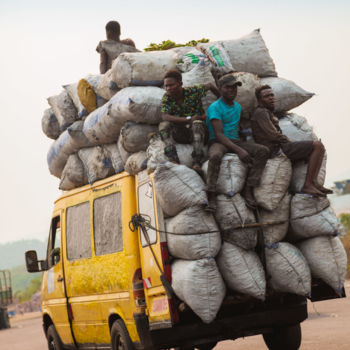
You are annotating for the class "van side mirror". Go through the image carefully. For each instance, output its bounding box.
[25,250,48,273]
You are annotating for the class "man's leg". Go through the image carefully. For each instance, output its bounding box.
[236,141,270,208]
[303,141,332,195]
[205,142,228,212]
[158,121,180,163]
[191,120,207,173]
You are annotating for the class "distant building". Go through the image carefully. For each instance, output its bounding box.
[333,179,350,195]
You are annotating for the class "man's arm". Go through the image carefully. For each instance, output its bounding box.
[162,113,189,125]
[211,119,252,164]
[203,83,221,98]
[99,49,108,74]
[254,109,289,143]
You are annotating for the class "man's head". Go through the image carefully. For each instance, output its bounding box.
[164,70,183,97]
[218,75,242,102]
[255,85,275,111]
[106,21,121,40]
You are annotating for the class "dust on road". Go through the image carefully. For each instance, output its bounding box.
[0,285,349,350]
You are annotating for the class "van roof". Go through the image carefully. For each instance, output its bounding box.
[54,171,132,205]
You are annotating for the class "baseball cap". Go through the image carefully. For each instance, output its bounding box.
[218,75,242,87]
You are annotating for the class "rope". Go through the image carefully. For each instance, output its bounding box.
[129,213,288,236]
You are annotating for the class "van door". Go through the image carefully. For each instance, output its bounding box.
[136,171,174,329]
[42,214,73,344]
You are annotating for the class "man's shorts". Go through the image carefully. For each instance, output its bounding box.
[281,141,314,162]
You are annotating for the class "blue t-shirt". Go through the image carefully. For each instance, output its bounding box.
[206,99,242,141]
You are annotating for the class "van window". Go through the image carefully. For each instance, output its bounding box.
[47,216,61,268]
[66,202,91,260]
[138,181,157,246]
[93,192,123,255]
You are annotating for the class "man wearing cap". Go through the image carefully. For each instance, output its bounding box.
[205,75,270,210]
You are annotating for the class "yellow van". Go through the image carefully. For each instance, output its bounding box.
[26,170,345,350]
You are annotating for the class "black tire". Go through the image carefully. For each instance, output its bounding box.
[263,323,302,350]
[111,319,135,350]
[196,341,218,350]
[47,324,64,350]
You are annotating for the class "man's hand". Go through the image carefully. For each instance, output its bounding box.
[236,149,252,166]
[279,135,289,143]
[190,115,205,123]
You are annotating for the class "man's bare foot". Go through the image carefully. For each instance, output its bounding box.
[192,163,205,179]
[301,185,326,197]
[242,186,257,209]
[204,191,217,213]
[313,183,333,194]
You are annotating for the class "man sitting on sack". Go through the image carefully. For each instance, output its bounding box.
[160,69,220,174]
[96,20,139,74]
[206,75,270,211]
[251,85,332,197]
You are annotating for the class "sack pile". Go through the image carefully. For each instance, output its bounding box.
[41,29,347,322]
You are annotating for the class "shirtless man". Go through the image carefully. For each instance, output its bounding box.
[96,20,139,74]
[251,85,332,197]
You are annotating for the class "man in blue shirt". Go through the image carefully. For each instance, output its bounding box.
[206,75,270,210]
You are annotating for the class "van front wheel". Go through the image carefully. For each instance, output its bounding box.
[111,319,135,350]
[262,323,302,350]
[47,324,64,350]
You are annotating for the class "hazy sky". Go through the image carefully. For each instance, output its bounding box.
[0,0,349,244]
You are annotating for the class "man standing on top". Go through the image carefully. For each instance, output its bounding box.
[206,75,270,211]
[251,85,332,197]
[160,69,220,174]
[96,20,139,74]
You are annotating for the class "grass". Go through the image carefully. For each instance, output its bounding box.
[341,232,350,279]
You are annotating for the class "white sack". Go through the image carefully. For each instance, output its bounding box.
[117,137,131,165]
[197,43,234,76]
[83,99,121,145]
[42,108,60,140]
[146,134,195,171]
[78,146,114,184]
[67,121,94,148]
[291,155,327,193]
[198,29,277,77]
[48,90,77,129]
[171,258,226,324]
[47,130,80,178]
[215,194,257,250]
[165,206,221,260]
[298,236,347,293]
[290,194,342,239]
[59,154,88,191]
[202,154,247,197]
[176,49,210,73]
[120,122,157,153]
[95,68,119,101]
[182,63,217,111]
[265,242,311,296]
[154,162,208,217]
[63,82,86,117]
[233,72,260,119]
[260,194,291,244]
[109,87,164,125]
[217,241,266,299]
[104,143,124,174]
[124,151,147,175]
[279,113,318,142]
[112,50,178,88]
[254,153,292,211]
[260,77,314,113]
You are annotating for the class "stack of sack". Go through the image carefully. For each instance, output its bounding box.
[154,162,225,323]
[41,29,348,322]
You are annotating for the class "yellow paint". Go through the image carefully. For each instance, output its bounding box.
[40,172,172,348]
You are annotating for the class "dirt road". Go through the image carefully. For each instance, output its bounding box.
[1,284,349,350]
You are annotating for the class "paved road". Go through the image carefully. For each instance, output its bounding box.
[1,285,349,350]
